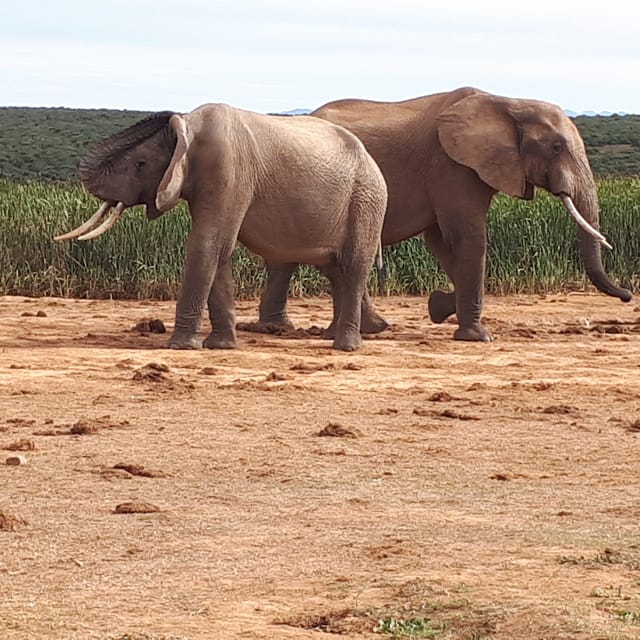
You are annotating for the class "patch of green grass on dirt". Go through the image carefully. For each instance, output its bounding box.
[373,615,445,637]
[275,578,497,638]
[614,610,640,626]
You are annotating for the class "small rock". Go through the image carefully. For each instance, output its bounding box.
[113,501,161,514]
[201,367,218,375]
[0,510,28,531]
[6,455,28,466]
[133,318,166,334]
[70,421,99,435]
[3,438,36,451]
[317,423,361,438]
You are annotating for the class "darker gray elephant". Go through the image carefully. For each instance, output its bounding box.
[254,87,631,341]
[55,104,387,352]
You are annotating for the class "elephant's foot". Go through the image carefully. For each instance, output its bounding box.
[332,329,363,352]
[168,332,202,350]
[453,324,492,342]
[203,331,237,349]
[323,313,388,340]
[428,290,457,324]
[360,309,389,335]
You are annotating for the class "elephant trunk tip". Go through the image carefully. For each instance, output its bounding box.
[595,280,633,303]
[618,288,633,303]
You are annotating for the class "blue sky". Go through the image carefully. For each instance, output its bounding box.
[2,0,640,114]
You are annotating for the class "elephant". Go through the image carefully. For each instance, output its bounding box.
[254,87,632,342]
[54,104,387,352]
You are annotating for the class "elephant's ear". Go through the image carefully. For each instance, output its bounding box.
[436,94,529,198]
[156,114,191,212]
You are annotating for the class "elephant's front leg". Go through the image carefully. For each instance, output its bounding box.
[203,259,237,349]
[169,230,220,350]
[448,226,492,343]
[360,289,389,334]
[423,226,457,324]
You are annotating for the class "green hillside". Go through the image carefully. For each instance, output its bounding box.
[0,107,151,181]
[574,114,640,176]
[0,106,639,181]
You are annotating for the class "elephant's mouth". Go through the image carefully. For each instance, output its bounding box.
[523,181,535,200]
[54,200,127,241]
[145,201,163,220]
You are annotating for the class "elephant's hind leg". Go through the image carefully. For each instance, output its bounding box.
[329,261,367,352]
[247,263,297,332]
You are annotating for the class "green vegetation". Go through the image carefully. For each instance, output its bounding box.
[0,107,639,182]
[574,114,640,176]
[1,177,638,299]
[0,105,638,300]
[374,616,445,637]
[0,107,150,181]
[614,610,640,626]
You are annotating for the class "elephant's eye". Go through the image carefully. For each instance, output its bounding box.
[551,141,563,155]
[135,160,146,169]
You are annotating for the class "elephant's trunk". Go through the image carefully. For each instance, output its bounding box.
[564,184,632,302]
[577,228,632,301]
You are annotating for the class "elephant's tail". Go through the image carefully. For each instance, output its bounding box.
[375,240,387,294]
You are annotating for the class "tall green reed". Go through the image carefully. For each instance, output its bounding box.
[0,177,638,299]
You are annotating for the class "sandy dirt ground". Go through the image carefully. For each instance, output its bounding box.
[1,292,639,640]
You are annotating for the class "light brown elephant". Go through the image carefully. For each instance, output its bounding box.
[55,104,387,352]
[255,87,631,341]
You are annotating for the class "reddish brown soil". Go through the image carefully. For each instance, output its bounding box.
[1,293,639,640]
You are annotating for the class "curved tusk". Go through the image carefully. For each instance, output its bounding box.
[54,201,112,241]
[560,195,612,250]
[78,202,126,240]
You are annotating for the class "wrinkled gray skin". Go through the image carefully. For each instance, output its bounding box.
[255,87,632,342]
[60,105,387,352]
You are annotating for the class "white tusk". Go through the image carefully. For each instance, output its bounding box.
[78,202,126,240]
[560,195,613,250]
[54,201,112,241]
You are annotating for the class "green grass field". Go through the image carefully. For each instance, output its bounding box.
[1,177,639,300]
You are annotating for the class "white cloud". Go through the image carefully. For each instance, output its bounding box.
[2,0,640,113]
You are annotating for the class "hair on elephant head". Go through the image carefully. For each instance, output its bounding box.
[55,111,184,241]
[254,87,631,343]
[55,103,388,353]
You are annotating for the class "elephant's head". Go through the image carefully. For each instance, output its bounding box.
[56,111,192,240]
[436,93,631,302]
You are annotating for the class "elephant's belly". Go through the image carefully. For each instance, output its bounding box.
[381,201,434,246]
[239,204,345,266]
[239,237,336,267]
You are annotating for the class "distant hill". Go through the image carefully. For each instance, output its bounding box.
[0,106,639,182]
[0,106,151,181]
[573,113,640,176]
[278,108,312,116]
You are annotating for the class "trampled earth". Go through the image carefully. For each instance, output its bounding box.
[1,293,639,640]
